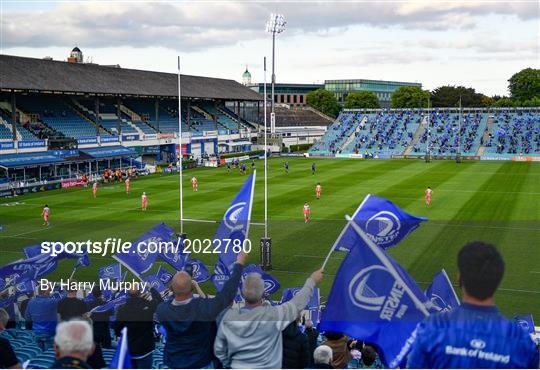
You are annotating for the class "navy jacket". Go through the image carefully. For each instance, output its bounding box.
[157,263,244,369]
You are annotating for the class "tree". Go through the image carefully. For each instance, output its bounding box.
[522,96,540,107]
[306,89,341,117]
[492,97,516,107]
[390,86,430,108]
[344,91,380,109]
[430,86,485,107]
[508,68,540,102]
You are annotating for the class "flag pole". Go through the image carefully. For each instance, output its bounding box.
[178,56,184,234]
[345,215,430,316]
[260,56,272,270]
[264,56,268,239]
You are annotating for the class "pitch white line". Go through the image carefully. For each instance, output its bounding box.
[0,226,54,238]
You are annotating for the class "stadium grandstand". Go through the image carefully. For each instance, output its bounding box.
[0,53,267,190]
[310,107,540,160]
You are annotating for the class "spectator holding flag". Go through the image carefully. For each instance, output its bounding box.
[52,320,94,369]
[214,268,324,368]
[114,287,162,369]
[25,285,60,351]
[157,252,248,369]
[408,241,539,368]
[87,287,113,349]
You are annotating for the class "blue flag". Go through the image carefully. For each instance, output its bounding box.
[14,279,35,296]
[113,223,173,276]
[90,294,127,314]
[210,274,229,292]
[319,217,430,368]
[143,266,173,292]
[214,172,256,275]
[425,269,460,313]
[110,327,132,369]
[281,287,320,310]
[333,194,426,252]
[99,264,122,282]
[159,236,189,271]
[185,259,210,283]
[0,253,58,284]
[23,244,43,259]
[514,314,535,334]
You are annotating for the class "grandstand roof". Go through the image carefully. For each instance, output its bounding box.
[0,54,262,101]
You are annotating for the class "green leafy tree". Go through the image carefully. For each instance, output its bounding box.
[306,89,341,117]
[344,91,380,109]
[492,97,516,107]
[508,68,540,101]
[522,96,540,107]
[390,86,430,108]
[431,86,485,107]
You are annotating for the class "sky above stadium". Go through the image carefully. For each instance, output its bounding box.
[0,0,538,96]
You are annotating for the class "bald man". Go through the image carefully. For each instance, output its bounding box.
[157,252,247,369]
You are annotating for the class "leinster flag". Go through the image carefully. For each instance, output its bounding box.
[110,327,132,369]
[281,287,320,310]
[333,194,426,252]
[0,253,58,284]
[319,216,429,368]
[99,263,122,282]
[185,259,210,283]
[214,172,256,275]
[425,269,460,313]
[514,314,535,334]
[143,265,172,293]
[113,223,173,276]
[159,235,189,271]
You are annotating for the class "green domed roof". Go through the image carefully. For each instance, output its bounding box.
[242,68,251,78]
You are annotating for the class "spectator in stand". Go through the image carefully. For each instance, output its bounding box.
[157,252,247,369]
[282,317,310,368]
[304,318,320,366]
[408,241,539,368]
[86,287,113,348]
[312,345,334,369]
[0,308,21,369]
[52,320,94,369]
[214,268,324,368]
[321,332,354,368]
[57,283,88,321]
[25,286,59,351]
[114,287,162,369]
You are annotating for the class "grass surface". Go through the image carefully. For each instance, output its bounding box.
[1,158,539,319]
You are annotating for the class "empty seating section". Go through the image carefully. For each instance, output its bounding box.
[265,106,333,127]
[0,109,36,140]
[0,119,14,140]
[16,95,103,138]
[123,99,188,133]
[199,101,239,132]
[310,109,539,157]
[485,111,540,154]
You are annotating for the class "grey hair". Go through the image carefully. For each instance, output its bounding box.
[305,319,314,329]
[241,273,265,303]
[314,345,333,365]
[54,320,94,358]
[0,308,9,327]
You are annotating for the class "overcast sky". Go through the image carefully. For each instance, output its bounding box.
[1,0,538,96]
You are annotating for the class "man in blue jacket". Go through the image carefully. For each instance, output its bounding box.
[408,241,539,368]
[25,286,60,351]
[157,252,247,368]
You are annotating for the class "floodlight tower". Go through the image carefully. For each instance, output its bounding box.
[266,13,286,134]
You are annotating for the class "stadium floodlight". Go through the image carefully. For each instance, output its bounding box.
[266,13,286,134]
